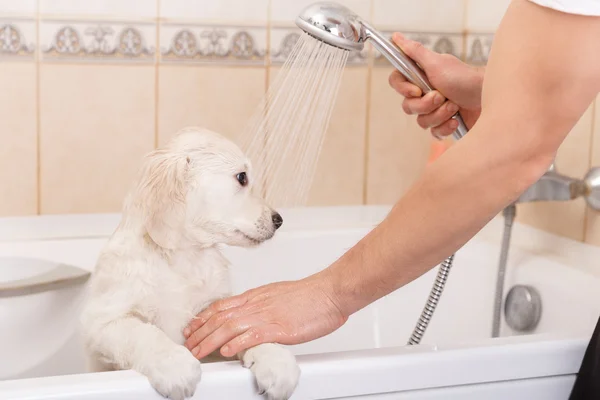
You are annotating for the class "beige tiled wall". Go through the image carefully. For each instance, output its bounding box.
[516,105,595,242]
[585,97,600,246]
[158,66,267,146]
[1,0,599,247]
[366,66,432,203]
[39,64,156,214]
[0,62,37,216]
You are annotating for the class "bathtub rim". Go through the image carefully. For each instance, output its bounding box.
[0,332,588,400]
[1,206,599,398]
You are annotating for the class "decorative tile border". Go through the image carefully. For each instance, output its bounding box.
[160,24,267,65]
[0,18,36,60]
[270,27,368,66]
[40,20,156,63]
[2,17,494,67]
[373,31,464,67]
[465,33,494,66]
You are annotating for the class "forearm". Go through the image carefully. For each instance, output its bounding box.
[316,0,600,317]
[322,118,549,316]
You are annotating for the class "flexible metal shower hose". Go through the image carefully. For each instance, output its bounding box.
[406,205,517,345]
[407,254,455,345]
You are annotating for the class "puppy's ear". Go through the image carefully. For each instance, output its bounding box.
[136,150,190,250]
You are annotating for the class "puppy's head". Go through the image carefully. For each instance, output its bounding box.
[131,127,282,250]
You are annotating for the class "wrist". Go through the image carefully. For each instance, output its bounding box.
[310,237,374,319]
[471,65,485,106]
[307,266,350,320]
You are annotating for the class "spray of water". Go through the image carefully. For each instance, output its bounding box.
[237,33,349,207]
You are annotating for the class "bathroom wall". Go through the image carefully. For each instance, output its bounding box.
[0,0,599,246]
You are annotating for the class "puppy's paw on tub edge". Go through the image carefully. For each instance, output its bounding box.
[142,346,203,400]
[241,343,301,400]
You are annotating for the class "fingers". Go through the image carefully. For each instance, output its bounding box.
[402,91,446,115]
[190,317,256,359]
[185,307,241,352]
[221,326,279,357]
[415,101,460,130]
[184,294,248,338]
[431,119,460,137]
[392,32,435,68]
[389,70,422,97]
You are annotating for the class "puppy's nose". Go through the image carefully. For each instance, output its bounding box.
[272,212,283,230]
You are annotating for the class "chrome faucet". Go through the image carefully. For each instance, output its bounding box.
[492,163,600,339]
[516,162,600,210]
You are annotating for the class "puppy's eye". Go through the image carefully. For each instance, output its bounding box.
[236,172,248,187]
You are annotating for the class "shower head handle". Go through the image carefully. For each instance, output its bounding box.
[295,1,469,140]
[361,21,468,140]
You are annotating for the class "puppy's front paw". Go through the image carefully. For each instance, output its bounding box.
[142,345,202,400]
[242,344,300,400]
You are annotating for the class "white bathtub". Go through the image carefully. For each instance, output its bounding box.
[0,205,599,399]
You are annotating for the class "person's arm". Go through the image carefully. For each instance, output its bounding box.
[325,0,600,315]
[183,0,600,359]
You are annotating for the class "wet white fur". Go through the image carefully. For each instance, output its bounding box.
[80,127,300,400]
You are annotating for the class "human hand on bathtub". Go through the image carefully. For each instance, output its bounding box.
[389,33,484,138]
[183,277,347,359]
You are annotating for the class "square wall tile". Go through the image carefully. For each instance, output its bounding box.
[271,0,371,25]
[0,63,37,216]
[373,0,464,32]
[158,66,267,146]
[367,67,431,204]
[160,0,268,23]
[517,104,595,242]
[0,0,36,16]
[261,65,368,207]
[586,98,600,246]
[303,67,369,206]
[39,64,155,214]
[466,0,512,32]
[40,0,157,20]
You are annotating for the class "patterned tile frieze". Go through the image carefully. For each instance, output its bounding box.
[465,33,494,66]
[160,24,267,65]
[0,18,35,60]
[40,20,156,63]
[6,15,492,66]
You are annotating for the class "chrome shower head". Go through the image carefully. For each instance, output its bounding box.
[295,2,366,52]
[295,1,469,140]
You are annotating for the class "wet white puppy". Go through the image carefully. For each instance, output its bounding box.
[80,127,300,400]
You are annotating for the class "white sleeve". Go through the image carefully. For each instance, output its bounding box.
[528,0,600,16]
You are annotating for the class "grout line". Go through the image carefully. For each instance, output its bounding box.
[583,99,597,243]
[462,0,469,62]
[461,31,468,62]
[38,14,157,24]
[37,60,265,68]
[154,0,160,149]
[463,0,469,32]
[265,0,271,93]
[362,0,375,205]
[35,0,42,215]
[261,0,271,201]
[590,99,598,168]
